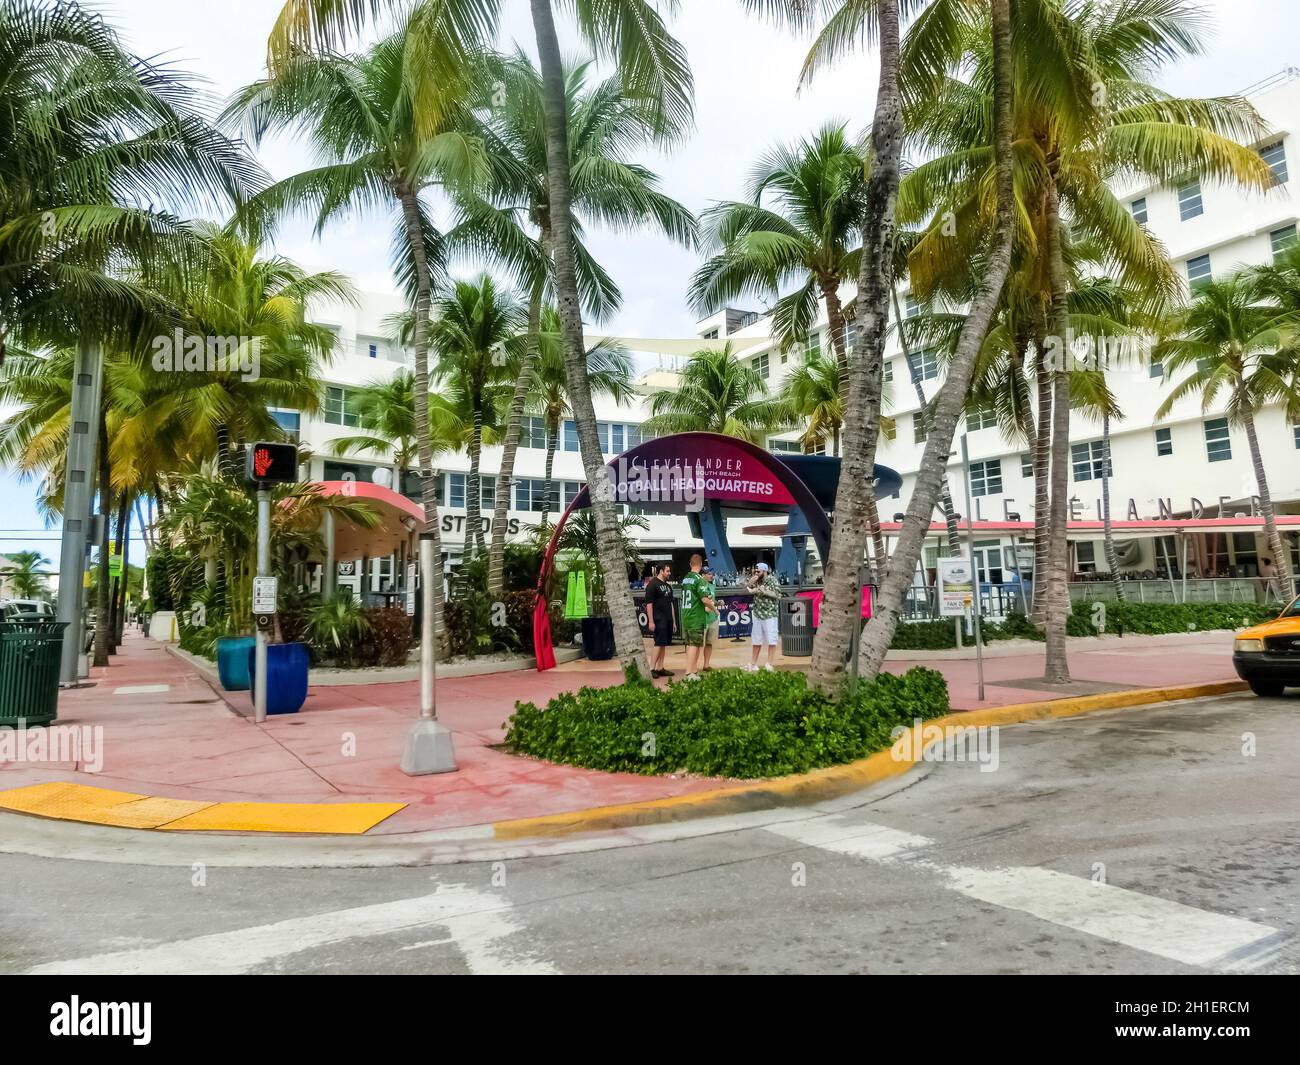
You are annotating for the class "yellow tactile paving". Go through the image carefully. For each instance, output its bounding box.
[159,801,406,835]
[0,783,405,834]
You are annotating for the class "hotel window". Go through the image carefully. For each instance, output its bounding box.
[702,328,719,340]
[479,475,496,509]
[448,473,466,509]
[1186,253,1212,290]
[520,416,548,449]
[1204,417,1232,463]
[368,342,378,359]
[753,352,769,379]
[883,359,894,383]
[804,332,821,362]
[514,478,558,512]
[1271,224,1297,261]
[1129,197,1148,224]
[1076,541,1098,574]
[905,294,920,318]
[913,414,927,445]
[324,386,362,427]
[969,459,1002,498]
[563,481,585,508]
[912,347,941,381]
[1260,140,1288,185]
[769,439,802,454]
[562,419,579,452]
[1020,454,1033,477]
[1178,177,1203,220]
[1071,440,1110,482]
[1149,358,1164,379]
[967,404,998,432]
[1293,424,1300,449]
[1155,427,1173,457]
[1231,533,1258,573]
[269,409,301,442]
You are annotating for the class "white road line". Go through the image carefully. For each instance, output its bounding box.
[26,885,557,975]
[114,685,170,695]
[768,815,1278,971]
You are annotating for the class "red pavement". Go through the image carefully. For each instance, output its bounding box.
[0,630,1241,834]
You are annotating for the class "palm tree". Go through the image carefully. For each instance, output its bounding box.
[1155,276,1299,594]
[430,275,525,554]
[270,0,694,680]
[895,0,1274,682]
[0,0,260,365]
[644,344,794,442]
[782,353,846,456]
[1,550,51,600]
[690,123,867,381]
[448,50,695,596]
[231,18,488,650]
[529,307,635,529]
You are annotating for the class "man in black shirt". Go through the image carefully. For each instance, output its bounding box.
[643,562,676,677]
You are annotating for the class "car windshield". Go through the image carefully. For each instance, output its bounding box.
[1281,597,1300,619]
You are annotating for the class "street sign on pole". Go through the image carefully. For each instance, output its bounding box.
[253,576,278,614]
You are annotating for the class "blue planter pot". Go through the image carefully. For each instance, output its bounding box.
[247,642,309,715]
[215,636,255,691]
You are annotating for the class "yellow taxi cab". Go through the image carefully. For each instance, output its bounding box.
[1233,595,1300,696]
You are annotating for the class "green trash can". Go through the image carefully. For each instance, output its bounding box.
[0,620,68,727]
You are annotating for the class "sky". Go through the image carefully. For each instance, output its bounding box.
[3,0,1296,563]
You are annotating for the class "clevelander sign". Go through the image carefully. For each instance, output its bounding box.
[600,435,797,511]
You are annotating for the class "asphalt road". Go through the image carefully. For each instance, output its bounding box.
[0,691,1296,975]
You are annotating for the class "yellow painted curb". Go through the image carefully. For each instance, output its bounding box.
[0,782,405,835]
[491,679,1249,840]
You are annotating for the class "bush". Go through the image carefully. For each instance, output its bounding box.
[503,667,950,780]
[1066,599,1276,636]
[358,606,415,667]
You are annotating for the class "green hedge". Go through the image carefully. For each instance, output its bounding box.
[889,601,1278,650]
[504,667,950,780]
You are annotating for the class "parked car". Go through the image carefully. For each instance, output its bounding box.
[0,599,55,621]
[1233,595,1300,696]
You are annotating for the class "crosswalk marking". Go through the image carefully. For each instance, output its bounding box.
[26,884,556,975]
[767,815,1278,972]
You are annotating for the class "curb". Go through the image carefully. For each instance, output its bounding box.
[490,679,1249,839]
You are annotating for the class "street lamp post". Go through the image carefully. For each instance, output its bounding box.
[400,531,456,775]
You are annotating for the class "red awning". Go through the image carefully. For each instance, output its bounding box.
[312,480,424,557]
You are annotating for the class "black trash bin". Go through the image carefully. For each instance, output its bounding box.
[580,616,616,660]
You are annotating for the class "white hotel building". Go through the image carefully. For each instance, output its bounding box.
[290,69,1300,604]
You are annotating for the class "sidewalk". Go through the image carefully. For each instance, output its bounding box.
[0,629,1243,835]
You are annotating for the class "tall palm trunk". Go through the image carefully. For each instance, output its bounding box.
[487,282,543,596]
[892,286,960,554]
[116,496,132,644]
[1043,179,1073,683]
[540,413,559,531]
[93,413,112,668]
[466,396,486,555]
[530,0,648,677]
[1244,411,1293,595]
[807,0,904,692]
[822,281,851,385]
[109,493,129,651]
[1100,411,1124,601]
[398,185,448,654]
[858,0,1017,679]
[1031,328,1052,623]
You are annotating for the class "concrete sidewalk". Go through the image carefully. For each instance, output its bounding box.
[0,629,1243,836]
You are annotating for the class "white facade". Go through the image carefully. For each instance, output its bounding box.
[296,69,1300,586]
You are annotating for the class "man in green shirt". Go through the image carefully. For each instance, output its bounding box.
[700,563,720,672]
[679,553,713,678]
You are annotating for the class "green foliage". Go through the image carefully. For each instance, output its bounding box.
[357,606,415,667]
[306,591,370,667]
[504,667,950,780]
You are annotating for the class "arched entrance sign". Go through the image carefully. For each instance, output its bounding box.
[533,432,840,670]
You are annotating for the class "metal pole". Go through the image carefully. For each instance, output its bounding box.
[419,533,436,720]
[960,434,986,702]
[57,340,103,686]
[254,489,270,724]
[322,509,336,597]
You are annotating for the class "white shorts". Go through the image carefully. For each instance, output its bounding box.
[751,616,779,646]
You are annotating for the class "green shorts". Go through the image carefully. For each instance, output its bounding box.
[683,624,712,647]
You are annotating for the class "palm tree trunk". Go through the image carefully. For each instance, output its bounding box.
[93,413,112,668]
[1043,180,1073,683]
[858,0,1017,680]
[116,496,132,644]
[466,399,485,555]
[1244,411,1293,596]
[398,185,448,654]
[1031,328,1052,623]
[822,281,851,387]
[541,422,558,532]
[808,0,904,692]
[530,0,648,677]
[892,286,960,554]
[109,493,129,651]
[1101,411,1124,602]
[487,283,543,597]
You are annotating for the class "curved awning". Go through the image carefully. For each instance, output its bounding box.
[313,480,424,558]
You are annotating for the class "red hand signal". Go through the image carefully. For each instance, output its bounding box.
[254,447,272,478]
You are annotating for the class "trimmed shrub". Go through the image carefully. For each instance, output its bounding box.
[503,666,950,780]
[358,606,415,667]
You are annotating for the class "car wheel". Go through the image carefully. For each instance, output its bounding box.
[1248,678,1286,698]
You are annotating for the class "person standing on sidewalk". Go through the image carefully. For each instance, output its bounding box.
[644,562,676,678]
[680,553,709,678]
[700,563,719,672]
[747,563,781,672]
